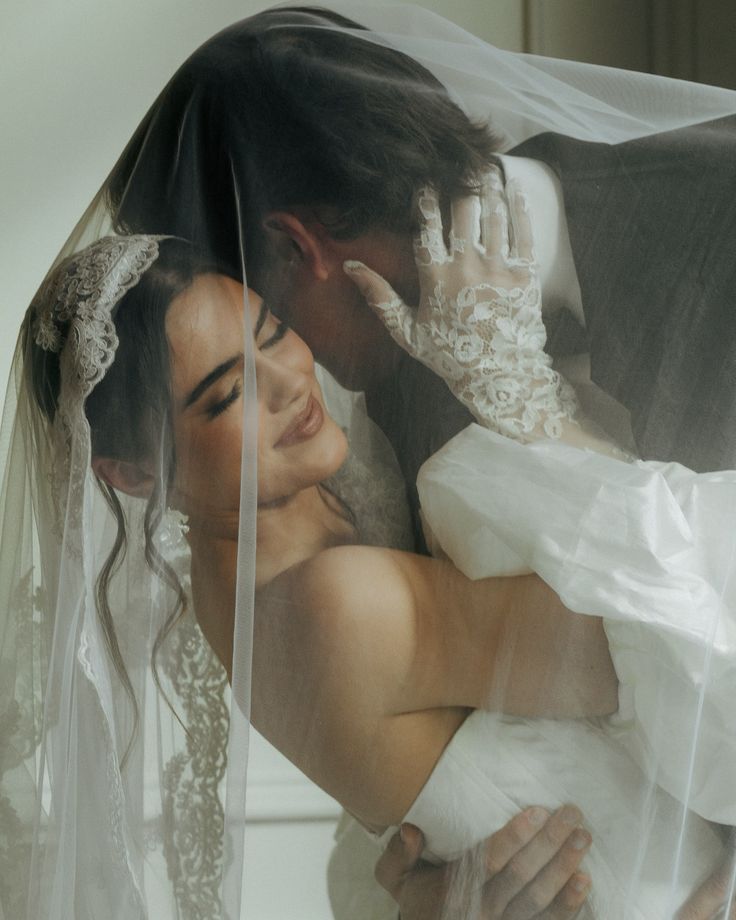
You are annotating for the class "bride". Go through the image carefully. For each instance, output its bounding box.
[4,5,736,920]
[16,210,733,918]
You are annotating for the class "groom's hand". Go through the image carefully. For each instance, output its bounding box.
[677,835,736,920]
[375,806,591,919]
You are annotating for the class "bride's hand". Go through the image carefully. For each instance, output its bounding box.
[344,170,579,442]
[375,807,591,919]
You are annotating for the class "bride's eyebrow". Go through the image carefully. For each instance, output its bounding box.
[253,300,269,339]
[184,354,243,408]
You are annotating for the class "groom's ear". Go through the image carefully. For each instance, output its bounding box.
[92,457,155,499]
[263,211,334,281]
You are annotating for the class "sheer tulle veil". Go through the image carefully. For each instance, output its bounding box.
[2,4,736,919]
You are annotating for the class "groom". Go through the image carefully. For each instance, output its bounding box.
[107,8,736,918]
[108,8,736,473]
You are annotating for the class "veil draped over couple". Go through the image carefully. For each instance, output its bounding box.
[3,4,736,919]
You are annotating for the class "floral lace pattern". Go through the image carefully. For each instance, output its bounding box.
[345,177,580,441]
[1,236,172,916]
[33,236,168,544]
[154,511,230,920]
[0,572,48,920]
[161,614,229,920]
[33,235,164,368]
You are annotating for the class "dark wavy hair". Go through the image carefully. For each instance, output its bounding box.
[24,238,229,761]
[106,6,500,288]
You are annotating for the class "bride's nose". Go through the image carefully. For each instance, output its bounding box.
[256,352,310,412]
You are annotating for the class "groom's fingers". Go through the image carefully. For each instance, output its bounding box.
[373,824,425,899]
[676,847,736,920]
[374,808,592,920]
[540,873,592,919]
[482,805,589,917]
[501,825,591,920]
[481,807,553,874]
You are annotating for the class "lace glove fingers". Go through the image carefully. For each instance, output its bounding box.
[412,166,508,266]
[414,185,451,267]
[478,174,537,290]
[413,173,508,268]
[479,167,511,262]
[412,182,496,270]
[448,191,483,254]
[342,260,418,352]
[505,179,536,267]
[413,175,537,302]
[413,187,488,324]
[342,259,470,385]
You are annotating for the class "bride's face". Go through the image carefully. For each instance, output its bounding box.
[166,274,348,527]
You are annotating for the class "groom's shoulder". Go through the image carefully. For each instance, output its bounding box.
[509,115,736,179]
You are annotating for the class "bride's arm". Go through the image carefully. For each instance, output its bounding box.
[249,544,617,827]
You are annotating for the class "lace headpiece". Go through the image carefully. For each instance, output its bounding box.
[32,235,168,407]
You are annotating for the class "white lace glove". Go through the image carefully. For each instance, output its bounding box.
[344,171,579,441]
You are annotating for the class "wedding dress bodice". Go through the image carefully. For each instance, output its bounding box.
[326,415,731,918]
[399,424,734,918]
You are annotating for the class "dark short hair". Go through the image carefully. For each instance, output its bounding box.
[106,6,499,286]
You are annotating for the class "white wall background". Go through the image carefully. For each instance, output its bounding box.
[3,1,734,917]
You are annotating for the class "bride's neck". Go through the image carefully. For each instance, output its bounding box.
[255,484,357,588]
[185,484,356,676]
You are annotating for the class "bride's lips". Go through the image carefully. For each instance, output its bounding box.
[276,395,324,447]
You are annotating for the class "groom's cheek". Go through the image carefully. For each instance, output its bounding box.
[285,295,382,390]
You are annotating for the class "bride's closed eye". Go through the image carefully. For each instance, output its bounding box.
[206,380,242,420]
[204,308,288,420]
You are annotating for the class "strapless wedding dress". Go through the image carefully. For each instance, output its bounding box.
[395,424,735,918]
[388,713,723,919]
[328,422,733,919]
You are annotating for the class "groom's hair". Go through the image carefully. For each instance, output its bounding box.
[107,6,499,285]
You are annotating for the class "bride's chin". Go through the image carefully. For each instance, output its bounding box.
[317,423,349,478]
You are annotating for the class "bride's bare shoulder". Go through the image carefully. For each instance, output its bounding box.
[260,544,419,627]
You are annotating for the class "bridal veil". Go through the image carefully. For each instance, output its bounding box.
[2,4,736,918]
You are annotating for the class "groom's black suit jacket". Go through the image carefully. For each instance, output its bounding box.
[366,117,736,551]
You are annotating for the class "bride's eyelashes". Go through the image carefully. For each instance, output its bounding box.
[206,380,242,420]
[203,322,288,421]
[202,303,291,422]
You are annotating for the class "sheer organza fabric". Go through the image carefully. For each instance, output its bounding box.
[2,4,736,919]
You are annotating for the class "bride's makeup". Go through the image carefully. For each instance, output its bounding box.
[167,276,348,519]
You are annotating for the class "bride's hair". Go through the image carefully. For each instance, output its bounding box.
[25,238,229,751]
[106,6,500,288]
